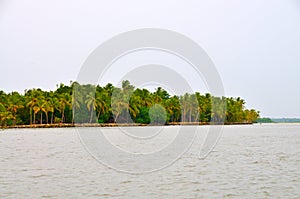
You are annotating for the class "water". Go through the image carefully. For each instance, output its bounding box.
[0,124,299,198]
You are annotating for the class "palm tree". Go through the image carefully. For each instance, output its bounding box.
[8,104,24,125]
[57,93,71,123]
[85,92,96,123]
[0,103,12,126]
[33,97,47,124]
[189,94,199,122]
[72,95,80,124]
[179,93,190,122]
[128,93,141,122]
[45,93,58,124]
[0,111,13,127]
[133,88,152,107]
[111,88,128,123]
[26,97,38,125]
[211,96,226,123]
[165,96,181,122]
[0,81,260,126]
[95,91,109,122]
[6,92,24,125]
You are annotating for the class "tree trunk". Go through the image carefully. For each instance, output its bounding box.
[114,113,119,123]
[61,109,64,123]
[51,112,54,124]
[89,107,93,123]
[13,111,17,126]
[33,113,36,124]
[46,112,48,124]
[72,109,75,124]
[195,110,199,122]
[189,106,192,122]
[40,112,43,124]
[30,109,32,125]
[97,111,101,122]
[182,106,186,122]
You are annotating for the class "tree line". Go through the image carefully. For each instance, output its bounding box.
[0,81,259,126]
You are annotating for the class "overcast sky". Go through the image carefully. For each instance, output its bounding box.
[1,0,300,118]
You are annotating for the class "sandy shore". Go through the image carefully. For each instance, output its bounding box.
[0,122,253,129]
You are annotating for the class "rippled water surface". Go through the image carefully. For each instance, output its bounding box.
[0,124,300,198]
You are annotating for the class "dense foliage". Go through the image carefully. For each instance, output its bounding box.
[0,81,259,126]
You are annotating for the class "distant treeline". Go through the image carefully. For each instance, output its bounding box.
[256,118,273,123]
[256,118,300,123]
[0,81,260,126]
[271,118,300,123]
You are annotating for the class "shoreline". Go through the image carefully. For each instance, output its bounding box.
[0,122,254,129]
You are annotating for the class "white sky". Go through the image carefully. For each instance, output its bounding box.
[0,0,300,118]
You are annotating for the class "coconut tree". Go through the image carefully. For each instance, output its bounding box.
[128,93,141,122]
[244,109,259,123]
[179,93,191,122]
[0,103,13,126]
[71,94,80,124]
[211,96,226,123]
[57,93,71,123]
[95,90,109,122]
[33,97,47,124]
[165,96,181,122]
[133,88,152,107]
[0,111,13,127]
[85,92,96,123]
[189,94,199,122]
[7,103,24,125]
[5,92,24,125]
[26,96,38,125]
[111,88,131,123]
[45,93,58,124]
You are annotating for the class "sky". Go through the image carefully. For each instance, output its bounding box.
[0,0,300,118]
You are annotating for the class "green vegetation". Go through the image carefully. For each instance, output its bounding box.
[271,118,300,123]
[256,117,273,123]
[0,81,259,127]
[255,118,300,123]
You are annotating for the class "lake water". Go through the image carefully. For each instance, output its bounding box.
[0,124,299,198]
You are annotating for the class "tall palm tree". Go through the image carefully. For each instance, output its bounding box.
[85,92,96,123]
[165,96,181,122]
[72,95,80,124]
[111,88,130,123]
[45,93,58,124]
[57,93,71,123]
[33,97,47,124]
[189,94,199,122]
[128,93,141,122]
[179,93,191,122]
[95,91,109,122]
[26,97,37,125]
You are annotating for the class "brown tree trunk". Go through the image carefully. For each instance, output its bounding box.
[61,109,64,123]
[46,112,48,124]
[89,107,93,123]
[30,109,32,125]
[51,112,54,124]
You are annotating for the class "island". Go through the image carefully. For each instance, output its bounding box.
[0,80,260,128]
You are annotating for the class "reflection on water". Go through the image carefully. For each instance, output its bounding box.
[0,124,299,198]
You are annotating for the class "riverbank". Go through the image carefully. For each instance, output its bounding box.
[0,122,253,129]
